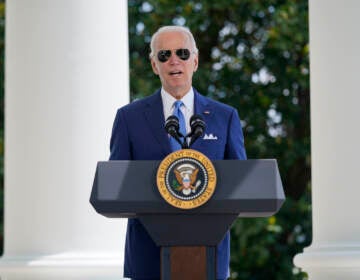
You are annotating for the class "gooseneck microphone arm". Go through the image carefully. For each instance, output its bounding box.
[188,114,206,147]
[165,114,206,150]
[165,115,186,148]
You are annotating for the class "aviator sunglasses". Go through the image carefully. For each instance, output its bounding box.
[157,48,192,63]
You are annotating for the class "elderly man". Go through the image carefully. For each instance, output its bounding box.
[110,25,246,280]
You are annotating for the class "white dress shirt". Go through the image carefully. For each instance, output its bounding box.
[161,87,194,134]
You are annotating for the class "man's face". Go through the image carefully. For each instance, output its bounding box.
[151,31,198,99]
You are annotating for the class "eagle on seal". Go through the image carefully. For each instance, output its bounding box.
[174,164,200,196]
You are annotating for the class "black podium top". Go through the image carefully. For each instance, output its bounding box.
[90,159,284,246]
[91,159,284,217]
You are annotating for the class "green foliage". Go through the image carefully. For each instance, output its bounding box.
[231,192,311,279]
[128,1,310,279]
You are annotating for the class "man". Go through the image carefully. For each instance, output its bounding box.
[110,25,246,280]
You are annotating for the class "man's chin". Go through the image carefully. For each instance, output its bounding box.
[165,84,191,99]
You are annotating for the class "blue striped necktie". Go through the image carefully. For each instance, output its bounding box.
[170,100,186,151]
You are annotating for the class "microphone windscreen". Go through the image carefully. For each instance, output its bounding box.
[190,114,206,131]
[165,115,180,135]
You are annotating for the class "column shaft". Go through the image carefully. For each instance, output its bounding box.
[1,0,129,278]
[294,1,360,278]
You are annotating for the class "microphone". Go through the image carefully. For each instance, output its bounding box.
[165,115,183,146]
[188,114,206,147]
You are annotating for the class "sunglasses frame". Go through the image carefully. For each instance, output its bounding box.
[156,48,193,63]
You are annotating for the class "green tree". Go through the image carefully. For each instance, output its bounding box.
[128,1,310,279]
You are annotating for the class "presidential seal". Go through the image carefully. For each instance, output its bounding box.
[156,149,217,209]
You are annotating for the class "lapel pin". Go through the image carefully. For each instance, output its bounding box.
[204,110,210,114]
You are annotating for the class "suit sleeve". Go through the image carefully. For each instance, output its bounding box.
[109,109,132,160]
[224,108,247,160]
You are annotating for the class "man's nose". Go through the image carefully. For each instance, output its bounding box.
[168,52,181,64]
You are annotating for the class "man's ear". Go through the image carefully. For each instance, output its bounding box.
[151,59,159,75]
[193,54,199,72]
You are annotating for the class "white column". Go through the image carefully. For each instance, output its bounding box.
[294,0,360,279]
[0,1,129,279]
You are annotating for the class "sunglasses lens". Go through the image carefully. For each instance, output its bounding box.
[157,50,171,62]
[176,49,190,60]
[157,49,191,63]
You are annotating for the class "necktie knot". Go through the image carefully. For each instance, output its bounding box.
[173,100,183,110]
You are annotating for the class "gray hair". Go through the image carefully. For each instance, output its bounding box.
[149,25,199,59]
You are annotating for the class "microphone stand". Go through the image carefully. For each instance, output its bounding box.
[165,115,205,150]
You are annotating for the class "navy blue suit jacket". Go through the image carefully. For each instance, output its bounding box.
[109,89,246,279]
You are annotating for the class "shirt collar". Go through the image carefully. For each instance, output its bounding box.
[161,87,194,112]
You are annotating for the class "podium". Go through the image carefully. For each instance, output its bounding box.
[90,159,285,279]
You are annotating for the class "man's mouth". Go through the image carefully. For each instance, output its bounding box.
[169,71,183,76]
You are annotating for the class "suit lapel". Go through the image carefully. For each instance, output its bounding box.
[192,89,212,150]
[143,90,172,155]
[194,89,210,115]
[142,89,210,154]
